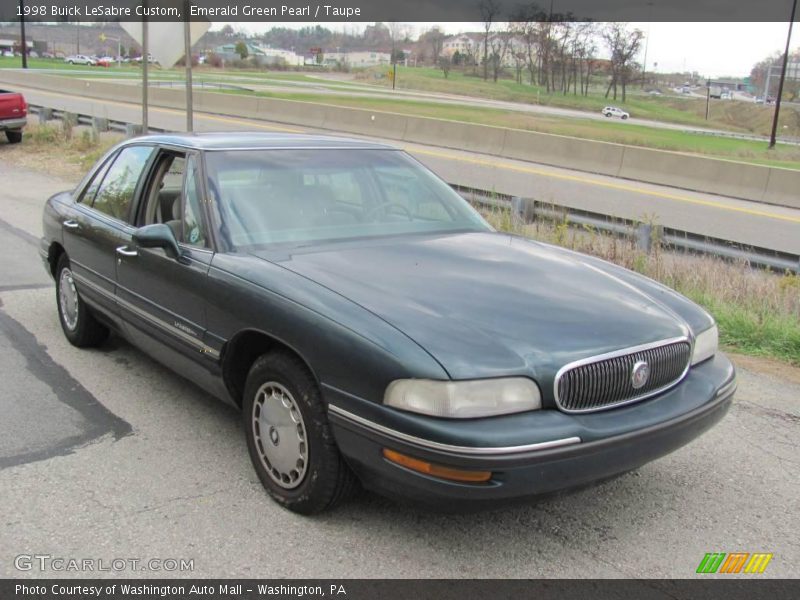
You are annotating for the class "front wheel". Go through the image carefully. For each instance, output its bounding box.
[621,114,629,120]
[55,254,109,347]
[243,351,357,514]
[604,113,611,117]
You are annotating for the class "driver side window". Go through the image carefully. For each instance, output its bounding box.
[141,152,208,249]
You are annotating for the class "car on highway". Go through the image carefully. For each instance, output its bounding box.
[602,106,630,120]
[39,133,735,514]
[64,54,96,66]
[0,88,27,144]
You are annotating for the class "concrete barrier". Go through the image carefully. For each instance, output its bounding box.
[2,70,798,210]
[764,167,800,209]
[618,146,771,204]
[322,105,409,139]
[403,117,507,155]
[501,128,625,178]
[257,98,325,129]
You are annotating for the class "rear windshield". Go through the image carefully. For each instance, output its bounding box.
[204,148,491,249]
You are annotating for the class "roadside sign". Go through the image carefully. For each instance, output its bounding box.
[121,21,210,67]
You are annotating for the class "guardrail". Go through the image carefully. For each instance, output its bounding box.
[28,103,800,275]
[456,187,799,274]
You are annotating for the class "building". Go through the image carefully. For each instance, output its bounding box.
[214,43,303,66]
[318,51,391,68]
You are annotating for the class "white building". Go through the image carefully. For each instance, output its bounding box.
[318,51,391,68]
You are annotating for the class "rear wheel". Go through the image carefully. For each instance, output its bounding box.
[55,254,108,347]
[243,351,357,514]
[6,130,22,144]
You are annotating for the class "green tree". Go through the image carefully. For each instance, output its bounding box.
[234,41,249,60]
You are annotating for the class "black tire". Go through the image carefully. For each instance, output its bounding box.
[243,351,357,514]
[55,254,109,348]
[621,114,629,120]
[6,130,22,144]
[604,112,611,117]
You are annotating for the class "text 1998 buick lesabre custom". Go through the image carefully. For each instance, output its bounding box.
[40,133,735,513]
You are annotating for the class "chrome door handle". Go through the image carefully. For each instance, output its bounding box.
[116,245,138,257]
[63,220,80,229]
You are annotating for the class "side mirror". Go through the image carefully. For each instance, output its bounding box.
[132,223,183,261]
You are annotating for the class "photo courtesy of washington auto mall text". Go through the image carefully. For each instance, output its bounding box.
[0,0,799,598]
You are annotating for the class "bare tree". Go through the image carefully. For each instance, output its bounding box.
[479,0,501,81]
[387,22,407,65]
[420,26,446,65]
[438,56,452,79]
[603,23,644,102]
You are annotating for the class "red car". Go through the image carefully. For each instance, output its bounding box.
[0,89,27,143]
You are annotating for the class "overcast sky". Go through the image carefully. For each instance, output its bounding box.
[222,21,796,78]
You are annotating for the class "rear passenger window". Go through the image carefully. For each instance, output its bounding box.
[92,146,154,222]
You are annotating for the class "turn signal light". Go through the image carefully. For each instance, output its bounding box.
[382,448,492,483]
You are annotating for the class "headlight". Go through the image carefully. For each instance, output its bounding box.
[692,324,718,365]
[384,378,542,418]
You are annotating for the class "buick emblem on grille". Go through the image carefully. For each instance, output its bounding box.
[631,361,650,389]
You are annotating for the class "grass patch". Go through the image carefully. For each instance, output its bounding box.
[481,205,800,365]
[7,121,121,179]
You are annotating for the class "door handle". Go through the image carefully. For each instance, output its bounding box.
[116,245,138,258]
[63,220,80,230]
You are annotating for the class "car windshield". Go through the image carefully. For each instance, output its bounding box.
[204,148,492,249]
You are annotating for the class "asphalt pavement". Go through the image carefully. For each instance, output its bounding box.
[0,158,798,579]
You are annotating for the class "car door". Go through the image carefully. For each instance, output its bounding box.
[115,150,218,369]
[61,144,156,323]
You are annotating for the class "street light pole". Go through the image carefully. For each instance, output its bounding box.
[769,0,797,149]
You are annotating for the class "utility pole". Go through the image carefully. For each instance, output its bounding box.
[769,0,797,149]
[705,79,711,120]
[142,18,148,134]
[184,1,194,132]
[19,0,28,69]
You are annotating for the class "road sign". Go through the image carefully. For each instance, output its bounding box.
[121,21,210,67]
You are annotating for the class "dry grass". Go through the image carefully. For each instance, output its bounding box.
[1,121,123,181]
[482,206,800,365]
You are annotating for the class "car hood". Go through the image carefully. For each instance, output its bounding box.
[251,232,690,384]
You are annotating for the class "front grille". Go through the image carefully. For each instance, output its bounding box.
[555,339,692,413]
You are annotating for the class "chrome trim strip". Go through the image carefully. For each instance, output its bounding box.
[72,272,220,360]
[553,336,692,414]
[328,404,581,456]
[716,378,737,399]
[72,272,115,302]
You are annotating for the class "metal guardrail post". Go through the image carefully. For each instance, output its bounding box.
[511,196,536,224]
[636,223,653,253]
[125,124,144,137]
[38,107,52,124]
[92,117,109,133]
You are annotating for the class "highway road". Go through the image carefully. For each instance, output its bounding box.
[9,85,800,255]
[0,161,798,578]
[17,68,788,140]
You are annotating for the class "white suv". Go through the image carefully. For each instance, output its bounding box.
[602,106,630,120]
[64,55,96,66]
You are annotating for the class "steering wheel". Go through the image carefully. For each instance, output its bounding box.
[364,202,413,222]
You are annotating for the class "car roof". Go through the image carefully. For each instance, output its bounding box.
[126,132,399,152]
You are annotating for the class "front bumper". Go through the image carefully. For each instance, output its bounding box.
[0,117,27,131]
[327,353,735,509]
